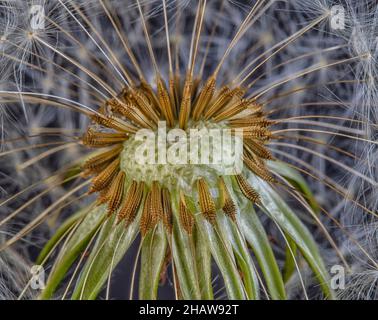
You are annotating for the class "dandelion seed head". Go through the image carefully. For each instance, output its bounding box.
[0,0,377,300]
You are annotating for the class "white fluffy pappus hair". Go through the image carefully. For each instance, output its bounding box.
[0,0,377,300]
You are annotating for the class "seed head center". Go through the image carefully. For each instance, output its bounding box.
[119,120,243,192]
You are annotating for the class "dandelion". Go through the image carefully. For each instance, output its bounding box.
[0,0,377,300]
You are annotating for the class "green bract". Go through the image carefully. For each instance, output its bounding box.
[38,161,334,300]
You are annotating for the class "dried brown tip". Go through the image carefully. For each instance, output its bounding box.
[89,158,120,193]
[140,192,152,236]
[235,174,260,204]
[98,104,108,116]
[109,98,153,129]
[240,127,272,141]
[97,185,111,205]
[243,155,276,183]
[139,80,161,111]
[179,192,194,235]
[178,76,193,130]
[82,163,108,179]
[151,181,164,221]
[231,87,246,99]
[82,129,128,148]
[106,171,126,216]
[191,78,202,98]
[119,87,134,105]
[118,181,144,227]
[218,177,237,221]
[244,139,274,160]
[206,87,245,120]
[228,117,273,128]
[168,75,178,118]
[161,188,173,234]
[213,99,251,122]
[157,77,175,127]
[83,145,123,172]
[117,181,136,222]
[197,178,217,224]
[192,76,216,120]
[90,114,137,133]
[140,190,159,236]
[204,86,232,120]
[130,89,160,125]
